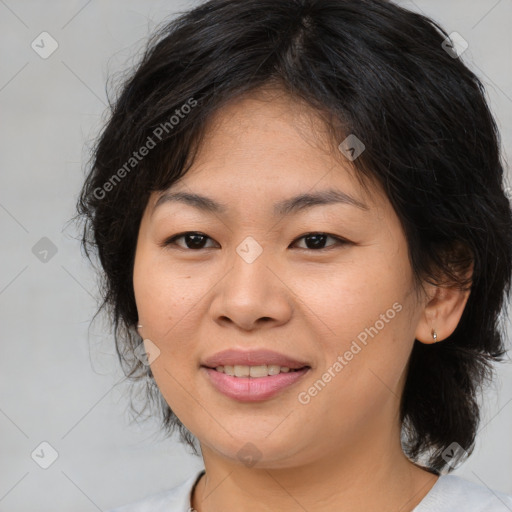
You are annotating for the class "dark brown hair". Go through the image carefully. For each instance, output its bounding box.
[77,0,512,472]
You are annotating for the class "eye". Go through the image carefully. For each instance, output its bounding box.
[291,232,349,250]
[162,232,218,250]
[161,231,350,251]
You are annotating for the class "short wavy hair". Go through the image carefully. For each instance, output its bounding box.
[77,0,512,472]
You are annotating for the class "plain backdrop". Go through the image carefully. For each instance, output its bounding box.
[0,1,511,510]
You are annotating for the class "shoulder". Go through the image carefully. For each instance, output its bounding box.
[105,469,205,512]
[414,474,512,512]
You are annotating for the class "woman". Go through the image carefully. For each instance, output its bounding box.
[77,0,512,510]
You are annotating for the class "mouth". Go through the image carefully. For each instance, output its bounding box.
[200,349,312,401]
[201,348,310,372]
[200,363,311,402]
[203,364,310,378]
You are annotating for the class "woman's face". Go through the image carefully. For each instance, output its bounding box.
[133,89,426,468]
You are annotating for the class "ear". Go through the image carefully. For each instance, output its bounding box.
[414,276,472,344]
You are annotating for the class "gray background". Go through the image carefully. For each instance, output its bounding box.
[0,1,511,510]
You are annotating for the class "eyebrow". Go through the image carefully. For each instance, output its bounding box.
[153,188,369,217]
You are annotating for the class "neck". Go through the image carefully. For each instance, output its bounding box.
[191,428,438,512]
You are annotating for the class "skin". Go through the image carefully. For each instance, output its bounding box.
[133,87,471,512]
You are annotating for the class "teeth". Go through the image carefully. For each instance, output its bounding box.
[266,365,281,376]
[250,365,269,377]
[234,365,250,377]
[213,364,301,377]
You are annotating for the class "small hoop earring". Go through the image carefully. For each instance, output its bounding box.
[431,328,438,342]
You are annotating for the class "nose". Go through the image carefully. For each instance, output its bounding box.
[209,245,293,332]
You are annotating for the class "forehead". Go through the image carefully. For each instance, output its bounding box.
[196,87,340,164]
[164,88,378,204]
[142,90,400,243]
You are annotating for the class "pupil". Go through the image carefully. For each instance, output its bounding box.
[187,234,206,248]
[306,234,326,249]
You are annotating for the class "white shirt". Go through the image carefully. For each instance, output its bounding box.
[107,468,512,511]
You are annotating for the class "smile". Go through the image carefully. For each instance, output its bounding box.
[201,366,310,402]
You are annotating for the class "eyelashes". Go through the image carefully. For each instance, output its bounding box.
[162,232,217,250]
[160,231,351,252]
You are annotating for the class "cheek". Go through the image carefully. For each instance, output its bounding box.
[132,254,203,417]
[294,250,417,399]
[133,246,203,339]
[293,251,413,345]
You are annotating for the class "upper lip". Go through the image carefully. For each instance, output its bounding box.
[202,349,310,370]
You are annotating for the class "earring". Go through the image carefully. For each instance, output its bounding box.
[431,328,438,342]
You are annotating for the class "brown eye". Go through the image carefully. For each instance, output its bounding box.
[162,231,349,251]
[291,233,348,250]
[163,232,218,250]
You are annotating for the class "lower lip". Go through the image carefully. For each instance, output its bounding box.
[201,367,310,402]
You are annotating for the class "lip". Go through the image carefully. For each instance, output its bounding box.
[201,367,310,402]
[201,349,310,370]
[201,349,311,402]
